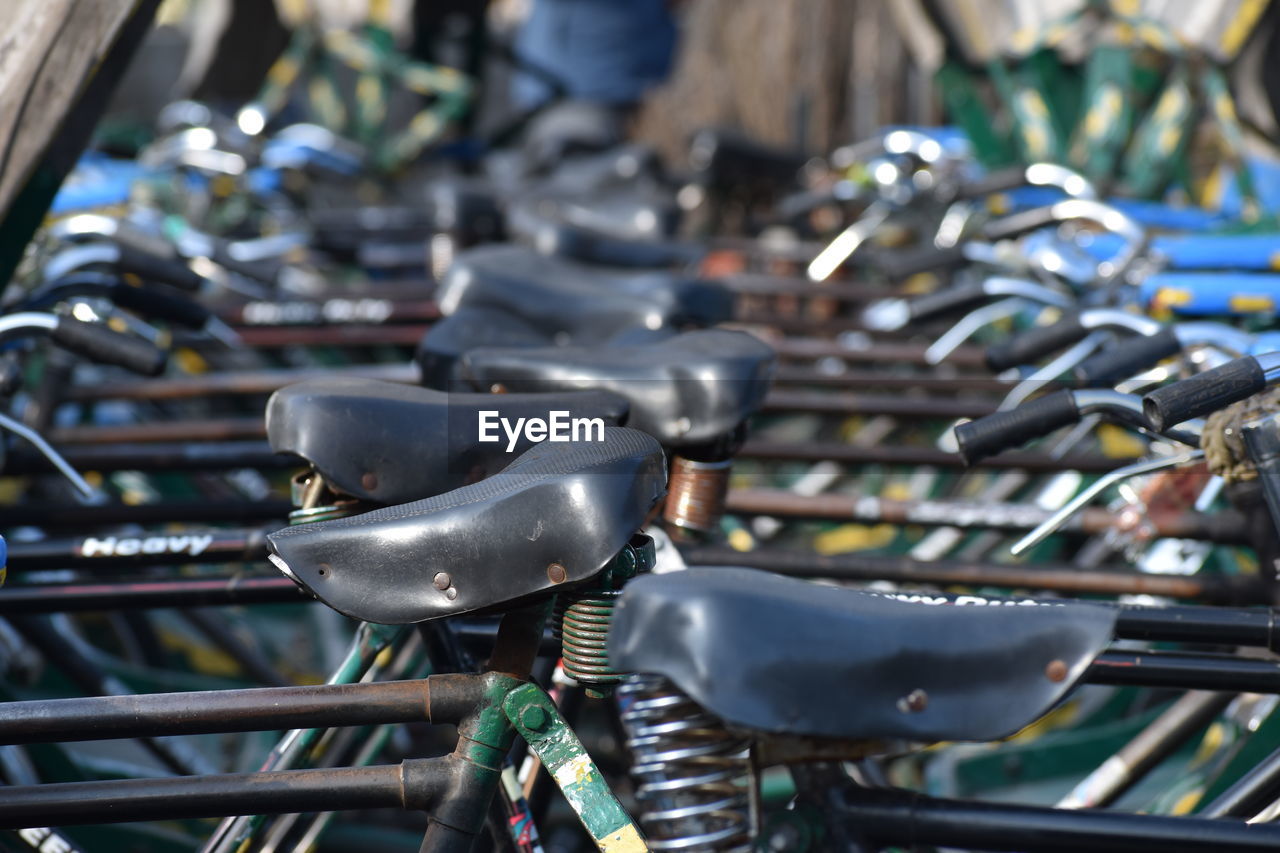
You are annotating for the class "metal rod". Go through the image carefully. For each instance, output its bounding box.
[722,491,1250,542]
[762,389,998,419]
[738,440,1132,472]
[0,577,303,612]
[1202,745,1280,818]
[0,675,493,744]
[1087,651,1280,694]
[0,760,444,828]
[4,440,291,475]
[60,362,419,402]
[0,500,293,528]
[1057,691,1235,809]
[681,547,1267,604]
[6,530,268,571]
[769,336,987,369]
[836,785,1280,851]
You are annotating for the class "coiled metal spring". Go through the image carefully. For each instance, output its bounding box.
[555,591,624,693]
[617,675,752,851]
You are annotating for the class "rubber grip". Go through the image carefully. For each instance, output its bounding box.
[1143,357,1267,431]
[875,243,968,280]
[904,282,991,323]
[982,206,1059,242]
[109,282,212,329]
[954,390,1081,465]
[955,166,1029,200]
[115,244,206,292]
[208,241,284,285]
[985,314,1087,372]
[1073,327,1182,387]
[51,318,167,376]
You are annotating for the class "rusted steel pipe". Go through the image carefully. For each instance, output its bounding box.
[722,489,1251,543]
[681,547,1267,604]
[737,440,1132,473]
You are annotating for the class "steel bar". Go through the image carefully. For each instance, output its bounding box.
[0,500,293,528]
[1087,651,1280,693]
[738,440,1132,473]
[769,336,988,369]
[219,299,439,326]
[5,440,291,474]
[762,389,997,419]
[6,529,268,571]
[681,548,1267,604]
[1202,745,1280,818]
[836,785,1280,851]
[1058,691,1234,810]
[0,576,302,612]
[60,362,419,402]
[202,323,429,349]
[0,760,444,828]
[722,491,1251,543]
[0,676,490,744]
[771,365,1017,393]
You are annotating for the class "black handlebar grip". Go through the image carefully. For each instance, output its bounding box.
[904,282,991,324]
[1073,327,1182,387]
[985,313,1087,372]
[208,240,284,285]
[954,166,1029,201]
[51,318,168,376]
[109,282,212,330]
[875,243,969,280]
[115,244,207,292]
[1143,357,1266,432]
[954,390,1081,466]
[981,205,1060,242]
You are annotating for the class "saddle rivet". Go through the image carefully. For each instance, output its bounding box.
[547,562,568,584]
[1045,660,1068,682]
[520,705,548,731]
[444,587,458,601]
[490,383,507,394]
[361,473,378,491]
[897,689,928,713]
[432,572,451,590]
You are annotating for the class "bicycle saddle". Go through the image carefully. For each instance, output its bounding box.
[268,427,667,624]
[416,307,554,390]
[436,245,733,341]
[460,330,777,447]
[527,221,704,269]
[267,378,630,505]
[507,180,680,244]
[689,128,808,192]
[609,568,1116,743]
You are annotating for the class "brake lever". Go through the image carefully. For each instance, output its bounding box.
[1010,449,1204,556]
[0,412,102,503]
[807,202,891,281]
[998,330,1111,410]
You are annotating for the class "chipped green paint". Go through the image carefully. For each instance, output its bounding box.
[504,682,647,851]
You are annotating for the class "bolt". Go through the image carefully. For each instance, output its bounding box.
[547,562,567,584]
[520,705,548,731]
[433,572,451,591]
[444,587,458,601]
[896,688,928,713]
[361,472,378,491]
[1045,659,1068,683]
[490,383,507,394]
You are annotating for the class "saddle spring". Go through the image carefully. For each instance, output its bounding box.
[663,456,732,535]
[617,674,753,852]
[553,534,654,697]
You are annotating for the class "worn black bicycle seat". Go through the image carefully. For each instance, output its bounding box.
[507,180,679,245]
[436,245,732,341]
[416,306,555,390]
[527,221,704,269]
[609,568,1116,743]
[268,428,666,624]
[689,128,808,193]
[267,378,629,505]
[460,330,775,447]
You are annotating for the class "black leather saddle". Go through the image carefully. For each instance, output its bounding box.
[506,180,680,245]
[267,378,629,505]
[435,245,733,342]
[528,221,704,270]
[416,307,555,390]
[460,330,776,448]
[688,128,808,194]
[609,568,1116,743]
[267,427,667,624]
